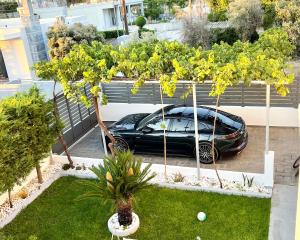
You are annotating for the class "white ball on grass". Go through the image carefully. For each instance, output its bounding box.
[197,212,206,221]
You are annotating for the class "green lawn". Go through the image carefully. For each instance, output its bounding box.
[1,177,271,240]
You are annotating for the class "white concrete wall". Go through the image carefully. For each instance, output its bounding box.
[0,36,33,81]
[100,103,299,127]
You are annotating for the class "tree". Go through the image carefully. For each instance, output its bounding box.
[275,0,300,55]
[228,0,263,41]
[144,0,163,20]
[21,87,63,184]
[54,42,117,155]
[78,151,155,226]
[0,97,33,208]
[182,18,211,49]
[0,87,62,206]
[135,16,147,29]
[47,20,104,59]
[34,60,74,168]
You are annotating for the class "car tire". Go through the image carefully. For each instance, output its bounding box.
[114,137,130,152]
[195,142,219,164]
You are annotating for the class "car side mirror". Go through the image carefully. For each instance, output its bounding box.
[142,127,153,134]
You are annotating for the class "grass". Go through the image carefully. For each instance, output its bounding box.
[1,177,271,240]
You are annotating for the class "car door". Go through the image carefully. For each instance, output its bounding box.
[134,116,171,153]
[167,118,212,155]
[167,117,195,154]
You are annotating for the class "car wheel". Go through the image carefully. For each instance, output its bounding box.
[114,137,129,152]
[196,142,219,164]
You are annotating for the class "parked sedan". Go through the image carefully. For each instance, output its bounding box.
[106,105,248,164]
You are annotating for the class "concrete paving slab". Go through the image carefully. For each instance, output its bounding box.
[269,184,298,240]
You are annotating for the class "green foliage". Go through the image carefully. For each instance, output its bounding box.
[101,29,124,39]
[228,0,263,41]
[47,21,104,59]
[275,0,300,55]
[144,0,163,20]
[207,0,229,13]
[138,27,155,38]
[62,164,71,171]
[135,16,147,29]
[77,151,156,206]
[262,3,276,29]
[0,232,38,240]
[207,11,228,22]
[211,28,240,45]
[0,87,62,204]
[0,2,18,14]
[182,19,211,49]
[55,42,116,107]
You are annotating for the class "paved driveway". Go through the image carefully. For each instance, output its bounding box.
[69,126,299,185]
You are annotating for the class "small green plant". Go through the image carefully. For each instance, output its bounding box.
[135,16,147,29]
[101,29,124,39]
[62,164,71,171]
[242,174,254,187]
[75,166,82,171]
[172,172,185,182]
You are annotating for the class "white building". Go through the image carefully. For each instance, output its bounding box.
[0,0,144,82]
[33,0,144,30]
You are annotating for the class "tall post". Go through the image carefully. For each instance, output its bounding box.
[265,84,270,154]
[121,0,129,35]
[193,84,200,180]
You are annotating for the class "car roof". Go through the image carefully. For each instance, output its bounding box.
[165,105,212,119]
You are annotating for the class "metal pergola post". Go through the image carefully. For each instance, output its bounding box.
[265,84,270,154]
[192,83,200,180]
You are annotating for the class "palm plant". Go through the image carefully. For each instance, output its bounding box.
[78,151,156,226]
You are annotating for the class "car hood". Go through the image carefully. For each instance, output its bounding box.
[109,113,150,131]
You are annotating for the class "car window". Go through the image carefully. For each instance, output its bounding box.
[146,117,170,131]
[171,118,194,132]
[189,121,212,132]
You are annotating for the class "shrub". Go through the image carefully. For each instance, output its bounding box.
[18,189,28,199]
[75,166,82,171]
[207,11,228,22]
[211,28,239,45]
[47,21,104,59]
[62,164,71,171]
[228,0,263,41]
[182,18,211,48]
[172,172,185,182]
[138,27,155,37]
[135,16,147,29]
[262,4,276,29]
[101,29,124,39]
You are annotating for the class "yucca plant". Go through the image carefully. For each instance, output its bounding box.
[78,151,156,226]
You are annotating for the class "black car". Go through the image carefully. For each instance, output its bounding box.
[106,105,248,164]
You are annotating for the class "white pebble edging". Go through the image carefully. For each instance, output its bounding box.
[0,172,62,228]
[155,182,272,198]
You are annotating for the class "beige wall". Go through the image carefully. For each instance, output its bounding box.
[0,38,32,81]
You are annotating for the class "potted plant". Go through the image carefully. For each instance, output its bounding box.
[78,150,156,227]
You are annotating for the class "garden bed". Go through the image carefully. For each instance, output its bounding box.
[1,177,271,240]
